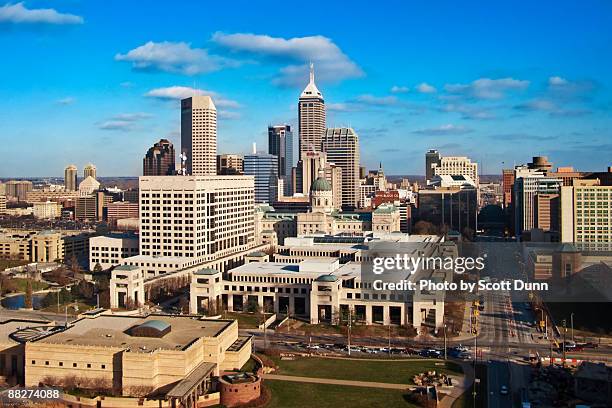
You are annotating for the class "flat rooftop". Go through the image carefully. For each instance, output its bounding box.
[33,315,233,352]
[0,319,52,345]
[230,261,362,278]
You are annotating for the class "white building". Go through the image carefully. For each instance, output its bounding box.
[432,156,479,186]
[32,201,62,219]
[89,233,139,271]
[181,95,217,176]
[322,127,360,208]
[191,234,451,329]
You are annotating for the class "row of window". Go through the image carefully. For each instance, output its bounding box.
[31,360,105,369]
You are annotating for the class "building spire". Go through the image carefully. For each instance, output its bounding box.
[309,62,315,84]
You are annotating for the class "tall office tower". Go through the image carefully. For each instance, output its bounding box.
[298,63,326,159]
[64,165,78,191]
[139,176,255,261]
[216,154,243,175]
[322,127,360,209]
[83,163,97,180]
[324,163,343,210]
[268,125,294,196]
[433,156,479,186]
[5,180,33,201]
[181,95,217,176]
[425,149,441,182]
[534,193,560,232]
[243,152,279,203]
[502,169,514,208]
[513,175,561,237]
[143,139,176,176]
[561,179,612,250]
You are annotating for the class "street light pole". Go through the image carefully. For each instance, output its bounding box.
[444,324,447,361]
[570,313,574,343]
[348,307,352,356]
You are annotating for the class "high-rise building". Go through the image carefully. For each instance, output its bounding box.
[322,127,360,209]
[561,179,612,250]
[181,95,217,176]
[502,169,514,208]
[298,151,327,195]
[268,125,294,196]
[5,180,33,201]
[84,163,97,180]
[243,152,278,203]
[425,149,441,182]
[298,63,325,159]
[433,156,479,186]
[514,175,561,237]
[216,154,243,175]
[64,165,78,191]
[143,139,176,176]
[138,176,255,262]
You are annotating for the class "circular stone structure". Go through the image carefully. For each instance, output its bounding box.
[218,373,261,407]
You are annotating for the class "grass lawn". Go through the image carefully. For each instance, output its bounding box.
[265,380,418,408]
[268,356,462,385]
[223,312,262,329]
[11,278,49,292]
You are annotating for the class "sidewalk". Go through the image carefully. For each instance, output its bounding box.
[261,373,409,390]
[438,361,474,408]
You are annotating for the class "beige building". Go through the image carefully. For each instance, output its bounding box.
[4,180,33,201]
[561,179,612,251]
[64,164,78,191]
[79,175,101,196]
[84,163,97,180]
[32,201,62,219]
[298,63,326,159]
[322,127,360,208]
[191,235,449,329]
[21,313,251,400]
[89,233,139,271]
[433,156,479,186]
[217,154,243,175]
[107,201,139,225]
[0,229,91,263]
[181,96,217,176]
[0,195,6,215]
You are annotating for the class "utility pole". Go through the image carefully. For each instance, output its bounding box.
[388,324,391,357]
[444,323,448,361]
[348,307,352,356]
[562,319,567,362]
[570,313,574,343]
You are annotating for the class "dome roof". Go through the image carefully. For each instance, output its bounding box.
[311,177,332,192]
[315,274,338,282]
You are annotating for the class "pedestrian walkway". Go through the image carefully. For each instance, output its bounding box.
[438,362,474,408]
[261,373,409,390]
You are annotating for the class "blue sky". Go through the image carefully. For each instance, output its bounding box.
[0,0,611,177]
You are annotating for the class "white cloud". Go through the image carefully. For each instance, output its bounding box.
[112,112,152,121]
[218,111,241,120]
[416,82,436,94]
[56,97,75,105]
[354,94,399,106]
[548,76,568,86]
[445,77,529,99]
[212,32,363,86]
[390,85,410,94]
[412,124,472,136]
[442,103,494,120]
[0,2,83,25]
[145,86,241,109]
[115,41,238,75]
[98,120,134,131]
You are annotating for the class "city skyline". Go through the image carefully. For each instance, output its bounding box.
[1,1,612,177]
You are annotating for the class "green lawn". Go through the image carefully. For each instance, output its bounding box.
[264,380,418,408]
[224,312,262,329]
[12,278,49,292]
[269,356,462,385]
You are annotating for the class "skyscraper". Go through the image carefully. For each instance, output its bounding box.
[322,127,360,209]
[298,63,326,159]
[425,150,441,182]
[143,139,176,176]
[243,152,279,203]
[268,124,294,196]
[64,164,78,191]
[84,163,97,180]
[181,95,217,176]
